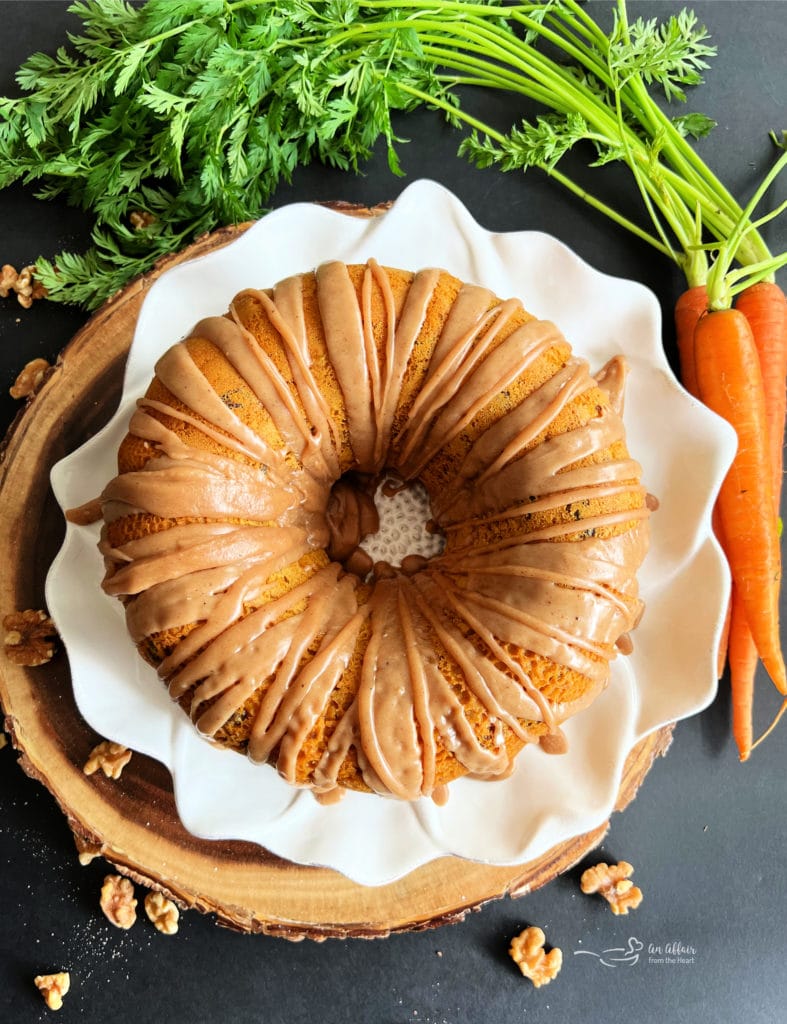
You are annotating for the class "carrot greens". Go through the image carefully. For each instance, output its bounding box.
[0,0,780,308]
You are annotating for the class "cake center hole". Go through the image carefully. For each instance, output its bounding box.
[325,472,444,579]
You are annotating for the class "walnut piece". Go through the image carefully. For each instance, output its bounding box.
[100,874,137,929]
[144,890,180,935]
[9,356,51,399]
[34,972,70,1011]
[130,210,157,230]
[3,609,57,667]
[83,740,132,780]
[0,264,17,298]
[15,265,35,308]
[580,860,643,915]
[509,926,562,987]
[0,263,47,307]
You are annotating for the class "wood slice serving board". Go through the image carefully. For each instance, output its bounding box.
[0,206,673,940]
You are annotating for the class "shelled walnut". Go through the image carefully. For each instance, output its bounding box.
[580,860,643,915]
[83,740,132,780]
[145,891,180,935]
[99,875,137,929]
[3,609,58,667]
[9,357,51,399]
[33,972,70,1011]
[129,210,156,230]
[509,926,562,987]
[0,263,47,308]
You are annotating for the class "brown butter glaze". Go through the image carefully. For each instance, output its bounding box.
[99,259,650,801]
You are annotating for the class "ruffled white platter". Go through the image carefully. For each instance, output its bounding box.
[46,180,736,887]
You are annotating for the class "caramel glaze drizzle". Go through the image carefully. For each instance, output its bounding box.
[98,259,650,801]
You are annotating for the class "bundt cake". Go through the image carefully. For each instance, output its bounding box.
[98,259,650,801]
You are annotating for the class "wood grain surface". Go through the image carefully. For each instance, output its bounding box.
[0,207,673,940]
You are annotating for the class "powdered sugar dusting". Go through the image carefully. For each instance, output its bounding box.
[0,776,158,1020]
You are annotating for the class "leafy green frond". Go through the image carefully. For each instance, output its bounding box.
[463,113,593,173]
[66,0,139,38]
[114,42,151,95]
[610,8,716,102]
[458,130,505,171]
[137,0,226,37]
[138,82,191,116]
[0,0,769,310]
[671,111,716,141]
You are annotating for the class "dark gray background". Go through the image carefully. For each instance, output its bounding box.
[1,3,785,1022]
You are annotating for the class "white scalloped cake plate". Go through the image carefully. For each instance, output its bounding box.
[46,179,736,886]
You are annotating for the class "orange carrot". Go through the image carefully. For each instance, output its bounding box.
[674,287,734,678]
[724,281,787,756]
[674,285,708,396]
[727,585,756,761]
[693,308,787,696]
[735,281,787,509]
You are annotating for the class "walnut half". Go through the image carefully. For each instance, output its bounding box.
[99,875,137,930]
[129,210,156,230]
[144,891,180,935]
[0,264,18,298]
[580,860,643,915]
[34,972,70,1011]
[10,357,51,400]
[3,609,57,667]
[509,926,562,987]
[83,740,132,780]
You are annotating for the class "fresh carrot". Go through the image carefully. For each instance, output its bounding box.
[674,285,739,679]
[674,181,787,748]
[734,281,787,508]
[724,281,787,756]
[693,307,787,697]
[727,585,757,761]
[674,286,733,676]
[674,285,708,397]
